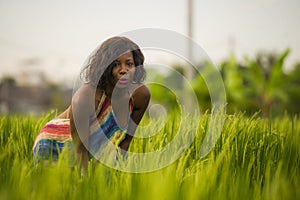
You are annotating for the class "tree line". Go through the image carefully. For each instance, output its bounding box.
[150,49,300,117]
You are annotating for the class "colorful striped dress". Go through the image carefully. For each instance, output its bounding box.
[32,93,133,162]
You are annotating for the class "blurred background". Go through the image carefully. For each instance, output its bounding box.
[0,0,300,116]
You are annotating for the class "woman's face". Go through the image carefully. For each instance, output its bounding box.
[111,51,135,89]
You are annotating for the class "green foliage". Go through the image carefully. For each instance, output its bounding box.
[213,49,298,115]
[149,49,300,116]
[0,112,299,200]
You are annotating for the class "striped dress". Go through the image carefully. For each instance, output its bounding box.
[32,93,133,162]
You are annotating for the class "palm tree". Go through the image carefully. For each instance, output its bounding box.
[284,62,300,114]
[220,54,250,113]
[244,49,290,116]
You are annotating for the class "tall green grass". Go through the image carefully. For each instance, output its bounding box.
[0,111,299,200]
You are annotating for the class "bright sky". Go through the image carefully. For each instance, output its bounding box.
[0,0,300,85]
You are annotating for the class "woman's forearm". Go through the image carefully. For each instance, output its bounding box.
[79,144,88,176]
[119,134,133,151]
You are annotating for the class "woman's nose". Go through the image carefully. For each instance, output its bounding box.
[120,64,128,73]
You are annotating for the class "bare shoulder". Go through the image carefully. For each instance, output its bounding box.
[71,84,96,113]
[72,84,94,102]
[130,83,151,108]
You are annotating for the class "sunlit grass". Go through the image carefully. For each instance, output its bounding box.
[0,111,299,199]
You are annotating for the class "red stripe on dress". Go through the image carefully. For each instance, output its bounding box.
[40,124,70,135]
[98,97,110,118]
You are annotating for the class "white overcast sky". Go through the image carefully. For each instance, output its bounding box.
[0,0,300,84]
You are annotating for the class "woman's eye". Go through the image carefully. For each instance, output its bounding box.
[127,62,134,67]
[114,62,121,67]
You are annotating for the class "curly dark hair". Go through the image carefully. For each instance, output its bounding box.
[80,36,146,90]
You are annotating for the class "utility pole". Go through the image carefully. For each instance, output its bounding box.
[187,0,194,80]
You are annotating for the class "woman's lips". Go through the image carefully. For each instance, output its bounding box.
[118,79,128,85]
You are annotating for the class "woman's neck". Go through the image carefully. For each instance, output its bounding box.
[105,85,128,100]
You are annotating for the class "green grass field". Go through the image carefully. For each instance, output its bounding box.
[0,111,299,200]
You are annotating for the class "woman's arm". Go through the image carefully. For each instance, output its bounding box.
[119,84,150,152]
[69,85,95,175]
